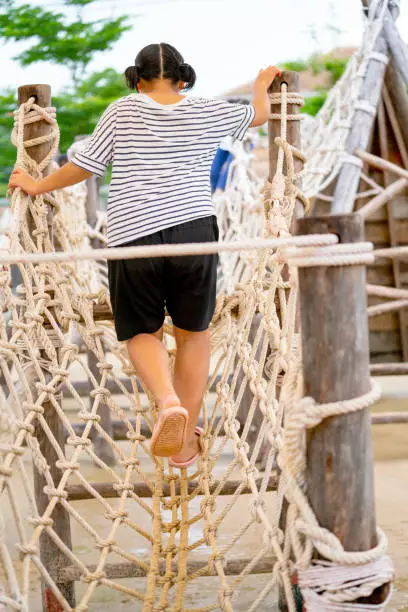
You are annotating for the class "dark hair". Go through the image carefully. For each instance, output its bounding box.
[125,43,196,92]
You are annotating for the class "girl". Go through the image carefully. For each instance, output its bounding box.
[9,43,281,467]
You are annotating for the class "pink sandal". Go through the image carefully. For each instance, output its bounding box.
[150,405,189,457]
[168,426,204,468]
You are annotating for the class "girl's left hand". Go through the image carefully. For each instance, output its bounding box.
[8,168,39,196]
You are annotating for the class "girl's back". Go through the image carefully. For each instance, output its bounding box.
[73,91,254,247]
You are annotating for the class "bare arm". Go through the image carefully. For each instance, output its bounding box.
[250,66,282,127]
[8,162,93,197]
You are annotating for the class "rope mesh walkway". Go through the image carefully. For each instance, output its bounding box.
[0,89,393,611]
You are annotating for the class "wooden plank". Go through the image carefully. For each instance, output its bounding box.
[66,474,278,501]
[58,555,277,583]
[370,352,402,364]
[297,214,389,605]
[378,95,408,360]
[370,331,402,353]
[368,312,398,332]
[18,84,75,611]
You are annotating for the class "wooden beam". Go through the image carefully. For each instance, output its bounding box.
[367,283,408,299]
[297,214,389,605]
[65,474,278,501]
[372,412,408,424]
[18,84,75,611]
[355,149,408,180]
[57,555,277,583]
[370,362,408,375]
[331,2,389,214]
[368,299,408,317]
[382,6,408,86]
[358,177,407,219]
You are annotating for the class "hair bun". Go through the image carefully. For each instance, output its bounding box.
[179,62,193,82]
[124,65,140,90]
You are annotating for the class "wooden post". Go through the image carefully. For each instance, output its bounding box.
[269,70,304,221]
[18,85,75,610]
[331,1,390,214]
[85,174,115,466]
[297,214,388,605]
[269,71,304,612]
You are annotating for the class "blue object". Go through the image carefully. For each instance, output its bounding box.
[210,147,230,193]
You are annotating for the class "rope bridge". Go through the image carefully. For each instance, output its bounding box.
[0,80,394,612]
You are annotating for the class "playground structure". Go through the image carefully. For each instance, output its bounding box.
[0,0,408,610]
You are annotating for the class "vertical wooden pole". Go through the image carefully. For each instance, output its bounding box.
[85,175,115,466]
[297,214,388,605]
[269,70,304,221]
[18,85,75,610]
[269,71,304,612]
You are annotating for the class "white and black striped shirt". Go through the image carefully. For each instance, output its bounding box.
[72,93,255,246]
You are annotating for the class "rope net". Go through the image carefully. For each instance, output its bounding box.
[0,86,393,611]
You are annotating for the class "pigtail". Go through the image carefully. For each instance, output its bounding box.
[179,63,196,90]
[125,65,140,90]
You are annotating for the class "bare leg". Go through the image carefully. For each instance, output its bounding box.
[171,326,210,461]
[127,329,179,410]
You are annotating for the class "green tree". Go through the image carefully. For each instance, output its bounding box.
[54,68,130,153]
[0,0,130,86]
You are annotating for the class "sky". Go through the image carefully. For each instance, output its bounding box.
[2,0,408,97]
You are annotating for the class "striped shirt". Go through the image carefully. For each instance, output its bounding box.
[72,93,255,246]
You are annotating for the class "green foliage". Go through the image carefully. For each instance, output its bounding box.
[323,57,348,85]
[0,0,130,85]
[280,60,308,73]
[54,68,130,153]
[0,89,17,189]
[302,91,327,117]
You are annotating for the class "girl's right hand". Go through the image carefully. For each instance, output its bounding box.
[254,66,282,89]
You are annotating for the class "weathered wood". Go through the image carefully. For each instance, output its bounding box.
[66,474,278,501]
[358,177,408,218]
[269,70,304,220]
[18,84,75,611]
[371,412,408,425]
[368,299,408,317]
[377,96,408,360]
[331,5,389,214]
[370,362,408,375]
[367,283,408,299]
[270,70,303,612]
[297,214,389,605]
[384,59,408,159]
[370,330,402,353]
[58,555,277,583]
[356,149,408,180]
[382,6,408,87]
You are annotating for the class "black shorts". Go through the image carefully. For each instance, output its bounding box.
[108,216,219,341]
